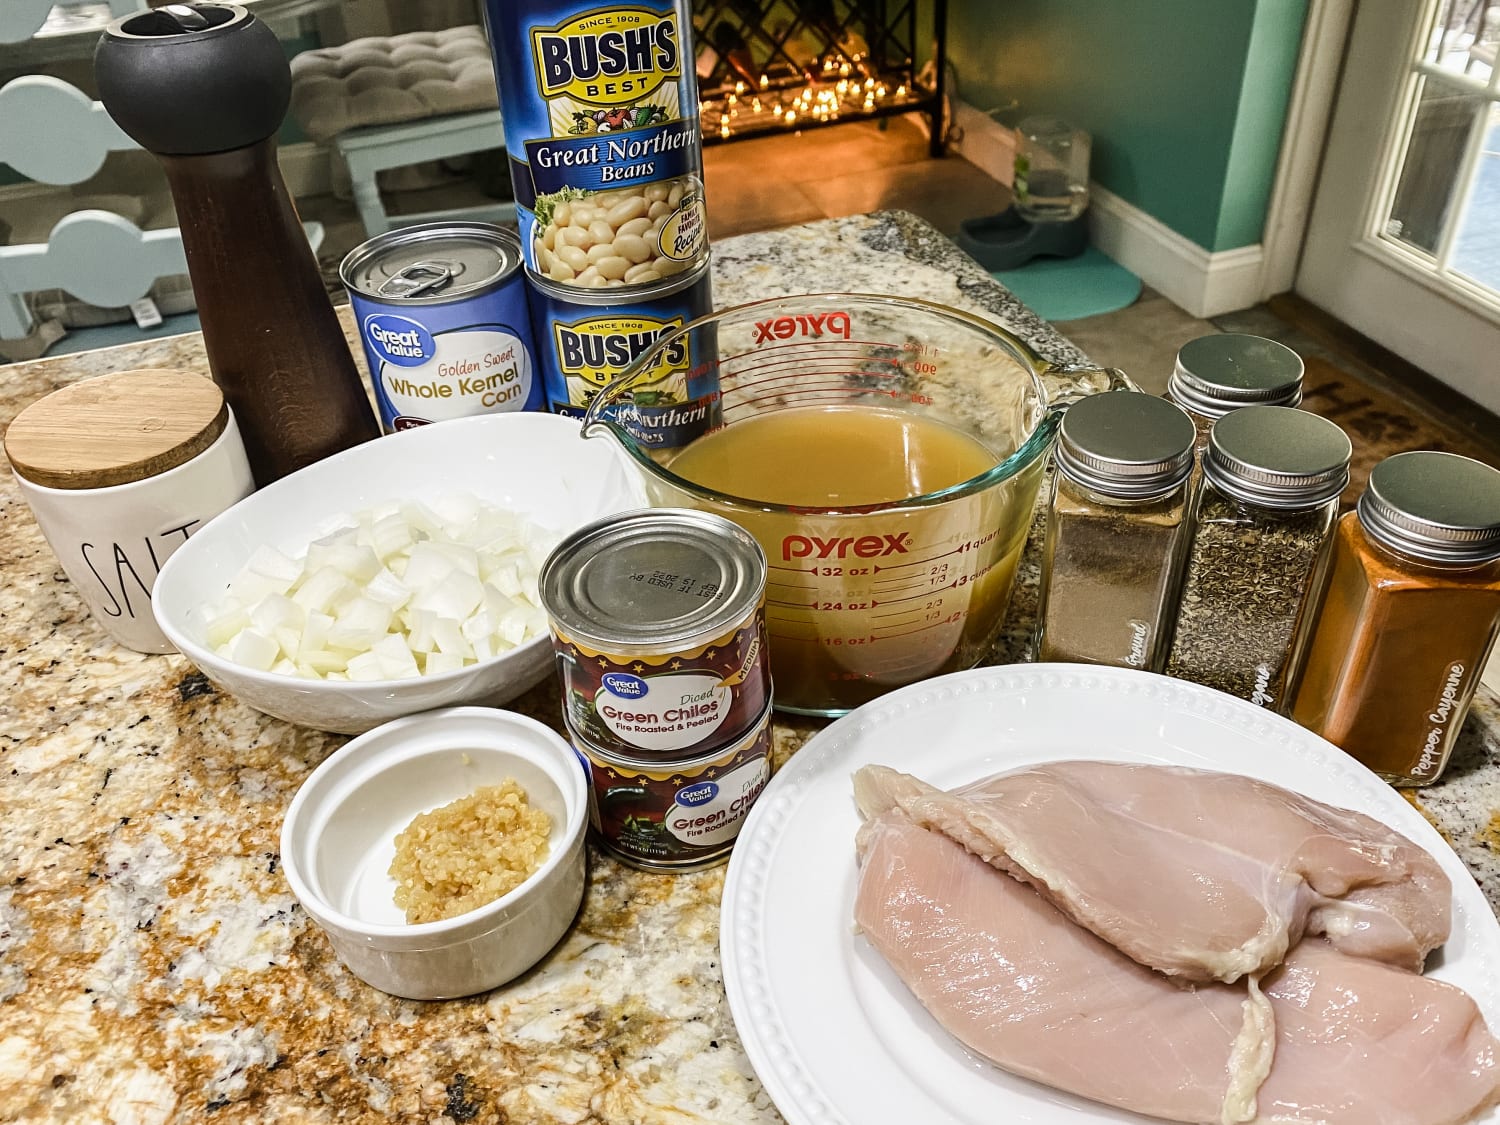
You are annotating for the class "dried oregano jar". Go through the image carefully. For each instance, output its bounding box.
[1167,334,1305,447]
[1164,406,1350,710]
[1292,452,1500,786]
[1037,391,1196,671]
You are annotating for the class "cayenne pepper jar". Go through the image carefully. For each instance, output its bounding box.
[1167,334,1305,447]
[1291,451,1500,786]
[1037,391,1196,671]
[1164,406,1350,711]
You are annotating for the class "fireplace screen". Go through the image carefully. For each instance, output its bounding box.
[691,0,947,149]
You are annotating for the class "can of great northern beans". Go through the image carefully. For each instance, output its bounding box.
[566,701,774,872]
[482,0,709,288]
[538,507,770,758]
[340,222,543,432]
[526,257,715,447]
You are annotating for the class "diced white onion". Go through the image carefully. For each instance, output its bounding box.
[206,495,560,681]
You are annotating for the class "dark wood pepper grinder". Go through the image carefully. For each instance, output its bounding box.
[95,3,380,485]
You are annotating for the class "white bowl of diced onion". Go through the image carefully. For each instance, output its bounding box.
[152,412,647,733]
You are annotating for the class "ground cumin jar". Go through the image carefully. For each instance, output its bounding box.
[1037,391,1196,671]
[1291,451,1500,786]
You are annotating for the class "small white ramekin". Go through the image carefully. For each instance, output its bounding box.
[280,706,588,1000]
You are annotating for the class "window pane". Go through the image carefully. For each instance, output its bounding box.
[1452,102,1500,293]
[1427,0,1497,82]
[1385,75,1484,255]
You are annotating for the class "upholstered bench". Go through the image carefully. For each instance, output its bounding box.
[289,25,508,235]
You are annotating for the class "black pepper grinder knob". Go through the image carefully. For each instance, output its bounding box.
[95,4,380,486]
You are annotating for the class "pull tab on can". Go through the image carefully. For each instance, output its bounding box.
[376,260,456,299]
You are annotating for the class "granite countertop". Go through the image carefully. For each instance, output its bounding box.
[1,210,1497,1125]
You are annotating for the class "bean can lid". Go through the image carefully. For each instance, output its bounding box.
[1055,391,1195,498]
[5,368,228,489]
[339,222,519,303]
[539,508,766,652]
[1204,405,1351,509]
[1357,451,1500,564]
[1168,334,1304,419]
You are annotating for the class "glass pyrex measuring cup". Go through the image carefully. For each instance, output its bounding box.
[581,293,1127,716]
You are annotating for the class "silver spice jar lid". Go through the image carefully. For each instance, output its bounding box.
[1168,334,1304,420]
[1055,390,1196,499]
[1204,405,1351,510]
[1356,451,1500,564]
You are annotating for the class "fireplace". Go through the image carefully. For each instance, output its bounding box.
[692,0,948,154]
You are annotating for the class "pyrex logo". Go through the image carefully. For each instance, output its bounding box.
[782,533,910,561]
[533,9,680,105]
[363,314,434,368]
[753,311,852,344]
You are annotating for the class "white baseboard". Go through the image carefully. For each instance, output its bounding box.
[278,141,334,198]
[951,99,1264,319]
[951,101,1017,187]
[1087,184,1265,319]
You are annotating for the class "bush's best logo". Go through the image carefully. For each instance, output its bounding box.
[533,8,680,106]
[555,314,687,389]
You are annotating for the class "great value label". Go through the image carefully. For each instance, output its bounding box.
[554,607,768,757]
[352,287,543,432]
[570,707,773,871]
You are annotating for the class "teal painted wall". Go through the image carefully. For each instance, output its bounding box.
[947,0,1308,252]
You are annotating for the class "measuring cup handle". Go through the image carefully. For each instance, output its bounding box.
[1038,365,1139,410]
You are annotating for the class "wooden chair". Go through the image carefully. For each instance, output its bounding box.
[287,25,510,236]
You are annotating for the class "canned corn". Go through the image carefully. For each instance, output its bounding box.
[340,223,542,431]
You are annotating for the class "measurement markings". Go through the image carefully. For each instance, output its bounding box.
[870,575,928,590]
[870,608,924,622]
[871,618,964,640]
[730,385,919,414]
[720,352,900,381]
[715,338,922,367]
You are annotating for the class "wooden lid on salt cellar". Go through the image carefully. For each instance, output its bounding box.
[5,368,229,490]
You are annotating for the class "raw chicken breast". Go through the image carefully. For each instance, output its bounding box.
[853,811,1500,1125]
[1257,940,1500,1124]
[854,762,1450,983]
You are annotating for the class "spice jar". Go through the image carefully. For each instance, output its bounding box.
[1291,451,1500,786]
[1167,334,1305,446]
[1164,405,1350,711]
[1037,391,1195,670]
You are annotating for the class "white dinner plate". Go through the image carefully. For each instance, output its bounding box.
[720,664,1500,1125]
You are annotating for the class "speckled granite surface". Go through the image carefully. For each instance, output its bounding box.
[1,211,1496,1125]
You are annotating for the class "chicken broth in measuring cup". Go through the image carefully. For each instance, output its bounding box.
[582,293,1123,716]
[666,406,1031,714]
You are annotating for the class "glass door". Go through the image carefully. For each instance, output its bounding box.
[1297,0,1500,412]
